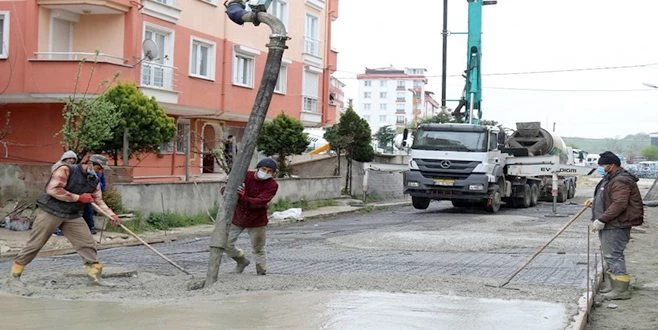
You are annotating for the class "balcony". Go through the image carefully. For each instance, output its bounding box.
[37,0,130,14]
[301,96,321,125]
[33,52,127,66]
[140,61,178,104]
[396,97,406,103]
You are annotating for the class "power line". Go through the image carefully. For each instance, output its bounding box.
[333,62,658,80]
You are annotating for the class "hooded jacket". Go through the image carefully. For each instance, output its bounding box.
[593,168,644,228]
[231,170,278,228]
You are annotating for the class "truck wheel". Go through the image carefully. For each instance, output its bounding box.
[412,197,430,209]
[485,185,501,213]
[521,184,532,208]
[530,184,539,206]
[567,182,576,199]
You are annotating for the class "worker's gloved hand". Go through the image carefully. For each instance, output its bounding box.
[590,219,605,232]
[78,193,94,204]
[584,199,593,208]
[237,183,246,200]
[109,215,121,227]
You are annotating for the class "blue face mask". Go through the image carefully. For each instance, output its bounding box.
[87,167,97,178]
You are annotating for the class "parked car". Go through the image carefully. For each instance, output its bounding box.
[628,161,658,178]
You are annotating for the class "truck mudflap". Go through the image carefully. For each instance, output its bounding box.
[403,170,491,201]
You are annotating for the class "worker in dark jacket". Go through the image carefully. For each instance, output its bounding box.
[10,154,122,286]
[224,158,279,275]
[590,151,644,300]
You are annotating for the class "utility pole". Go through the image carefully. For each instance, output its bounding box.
[440,0,448,111]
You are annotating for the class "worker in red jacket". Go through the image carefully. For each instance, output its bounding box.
[225,158,279,275]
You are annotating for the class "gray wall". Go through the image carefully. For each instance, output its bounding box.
[113,176,341,216]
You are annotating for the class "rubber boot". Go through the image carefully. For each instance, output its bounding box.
[599,271,613,293]
[601,274,631,300]
[85,263,103,285]
[256,263,267,276]
[232,255,250,274]
[10,262,24,279]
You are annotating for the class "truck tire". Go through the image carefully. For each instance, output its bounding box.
[412,197,430,210]
[520,183,532,208]
[484,184,501,213]
[567,181,576,199]
[530,184,539,206]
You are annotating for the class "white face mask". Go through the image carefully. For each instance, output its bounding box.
[256,169,272,180]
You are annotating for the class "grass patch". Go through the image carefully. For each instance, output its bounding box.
[102,208,216,234]
[270,198,338,212]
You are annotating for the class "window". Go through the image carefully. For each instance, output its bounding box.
[379,104,387,111]
[304,13,320,56]
[380,80,387,87]
[364,80,371,87]
[189,37,216,80]
[233,45,260,87]
[153,0,175,4]
[379,92,387,99]
[413,80,423,88]
[175,122,190,153]
[303,68,320,113]
[270,0,288,29]
[363,103,371,111]
[397,80,405,88]
[396,104,405,111]
[275,63,288,94]
[142,25,174,89]
[0,11,9,59]
[379,115,387,122]
[364,92,371,99]
[396,115,406,124]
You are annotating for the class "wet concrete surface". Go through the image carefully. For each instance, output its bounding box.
[0,198,599,329]
[0,290,566,330]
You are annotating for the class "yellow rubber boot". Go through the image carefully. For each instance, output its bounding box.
[601,274,631,300]
[85,263,103,285]
[10,263,24,278]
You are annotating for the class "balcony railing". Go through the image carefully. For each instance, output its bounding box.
[303,96,319,113]
[141,62,175,90]
[304,37,320,57]
[33,52,126,65]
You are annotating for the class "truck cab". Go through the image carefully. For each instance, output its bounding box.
[403,123,506,212]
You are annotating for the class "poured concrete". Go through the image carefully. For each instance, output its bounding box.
[0,291,565,330]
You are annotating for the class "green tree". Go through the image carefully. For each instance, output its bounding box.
[59,58,121,158]
[326,107,374,194]
[257,113,309,177]
[641,145,658,161]
[99,82,176,164]
[373,125,396,153]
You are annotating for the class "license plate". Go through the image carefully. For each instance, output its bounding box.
[433,179,455,186]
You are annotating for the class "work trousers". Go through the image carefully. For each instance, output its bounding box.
[14,208,98,266]
[224,224,267,266]
[599,227,631,275]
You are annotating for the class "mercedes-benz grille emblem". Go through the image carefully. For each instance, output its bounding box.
[440,160,451,168]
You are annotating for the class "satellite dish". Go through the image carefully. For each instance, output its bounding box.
[142,39,159,61]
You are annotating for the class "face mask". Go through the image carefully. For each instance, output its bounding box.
[87,167,97,178]
[256,169,272,180]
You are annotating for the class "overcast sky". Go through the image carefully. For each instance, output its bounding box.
[331,0,658,139]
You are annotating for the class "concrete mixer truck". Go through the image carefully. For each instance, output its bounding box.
[402,121,595,212]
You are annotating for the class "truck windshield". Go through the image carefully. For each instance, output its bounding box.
[412,130,487,151]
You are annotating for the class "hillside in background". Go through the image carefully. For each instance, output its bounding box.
[563,133,650,162]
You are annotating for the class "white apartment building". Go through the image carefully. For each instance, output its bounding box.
[355,67,428,133]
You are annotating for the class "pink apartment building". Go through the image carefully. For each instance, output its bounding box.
[0,0,339,182]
